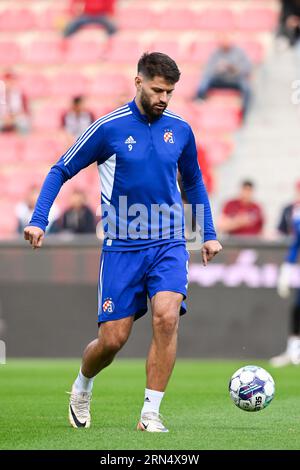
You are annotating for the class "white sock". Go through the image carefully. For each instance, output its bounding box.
[287,335,300,352]
[141,388,164,417]
[73,368,94,393]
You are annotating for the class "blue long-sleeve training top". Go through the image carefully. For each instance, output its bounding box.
[29,99,217,251]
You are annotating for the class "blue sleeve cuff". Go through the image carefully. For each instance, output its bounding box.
[204,233,217,242]
[28,221,47,232]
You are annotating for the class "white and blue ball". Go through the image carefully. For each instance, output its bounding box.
[229,365,275,412]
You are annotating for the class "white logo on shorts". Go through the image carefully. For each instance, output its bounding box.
[102,298,115,313]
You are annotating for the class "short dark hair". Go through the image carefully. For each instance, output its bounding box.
[137,52,181,84]
[242,180,254,188]
[73,96,83,105]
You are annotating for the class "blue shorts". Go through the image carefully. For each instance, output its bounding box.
[98,243,189,323]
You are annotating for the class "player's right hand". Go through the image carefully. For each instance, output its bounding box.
[24,226,45,249]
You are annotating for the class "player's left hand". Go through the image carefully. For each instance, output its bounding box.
[201,240,222,266]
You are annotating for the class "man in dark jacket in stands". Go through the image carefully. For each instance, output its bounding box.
[195,35,252,119]
[278,180,300,235]
[278,0,300,46]
[59,189,96,234]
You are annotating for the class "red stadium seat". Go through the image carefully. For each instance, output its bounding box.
[24,169,50,188]
[32,104,65,131]
[207,89,241,104]
[24,40,64,64]
[0,135,23,163]
[202,138,234,165]
[108,38,146,63]
[167,101,191,121]
[150,40,183,62]
[37,7,69,31]
[3,166,48,199]
[90,73,129,96]
[0,224,15,238]
[194,9,236,31]
[86,101,119,119]
[0,42,21,65]
[0,174,7,190]
[2,175,31,199]
[65,39,105,63]
[195,105,241,132]
[20,73,51,99]
[170,101,204,123]
[117,8,158,30]
[22,136,65,163]
[236,9,278,31]
[157,9,195,30]
[0,9,36,32]
[175,74,201,99]
[188,40,218,64]
[50,72,90,97]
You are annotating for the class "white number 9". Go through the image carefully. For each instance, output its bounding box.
[128,144,133,151]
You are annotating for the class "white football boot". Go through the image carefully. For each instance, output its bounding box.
[270,351,294,367]
[270,337,300,367]
[137,412,169,433]
[68,385,92,428]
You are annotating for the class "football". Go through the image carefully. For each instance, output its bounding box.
[229,365,275,412]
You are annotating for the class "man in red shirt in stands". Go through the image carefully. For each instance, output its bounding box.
[218,180,264,236]
[63,0,117,38]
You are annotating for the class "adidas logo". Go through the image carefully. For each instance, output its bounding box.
[125,136,136,144]
[144,397,151,402]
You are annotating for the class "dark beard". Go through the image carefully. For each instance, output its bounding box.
[140,90,166,122]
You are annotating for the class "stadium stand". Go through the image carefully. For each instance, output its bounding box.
[0,0,279,237]
[0,41,21,66]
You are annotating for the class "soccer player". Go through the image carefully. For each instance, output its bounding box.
[271,194,300,367]
[24,53,222,432]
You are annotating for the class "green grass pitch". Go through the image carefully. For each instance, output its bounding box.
[0,359,299,450]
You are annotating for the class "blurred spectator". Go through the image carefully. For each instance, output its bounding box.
[195,35,252,119]
[58,189,95,234]
[62,96,95,140]
[0,71,30,134]
[15,186,60,234]
[278,180,300,235]
[218,180,264,236]
[63,0,117,38]
[277,0,300,47]
[271,184,300,367]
